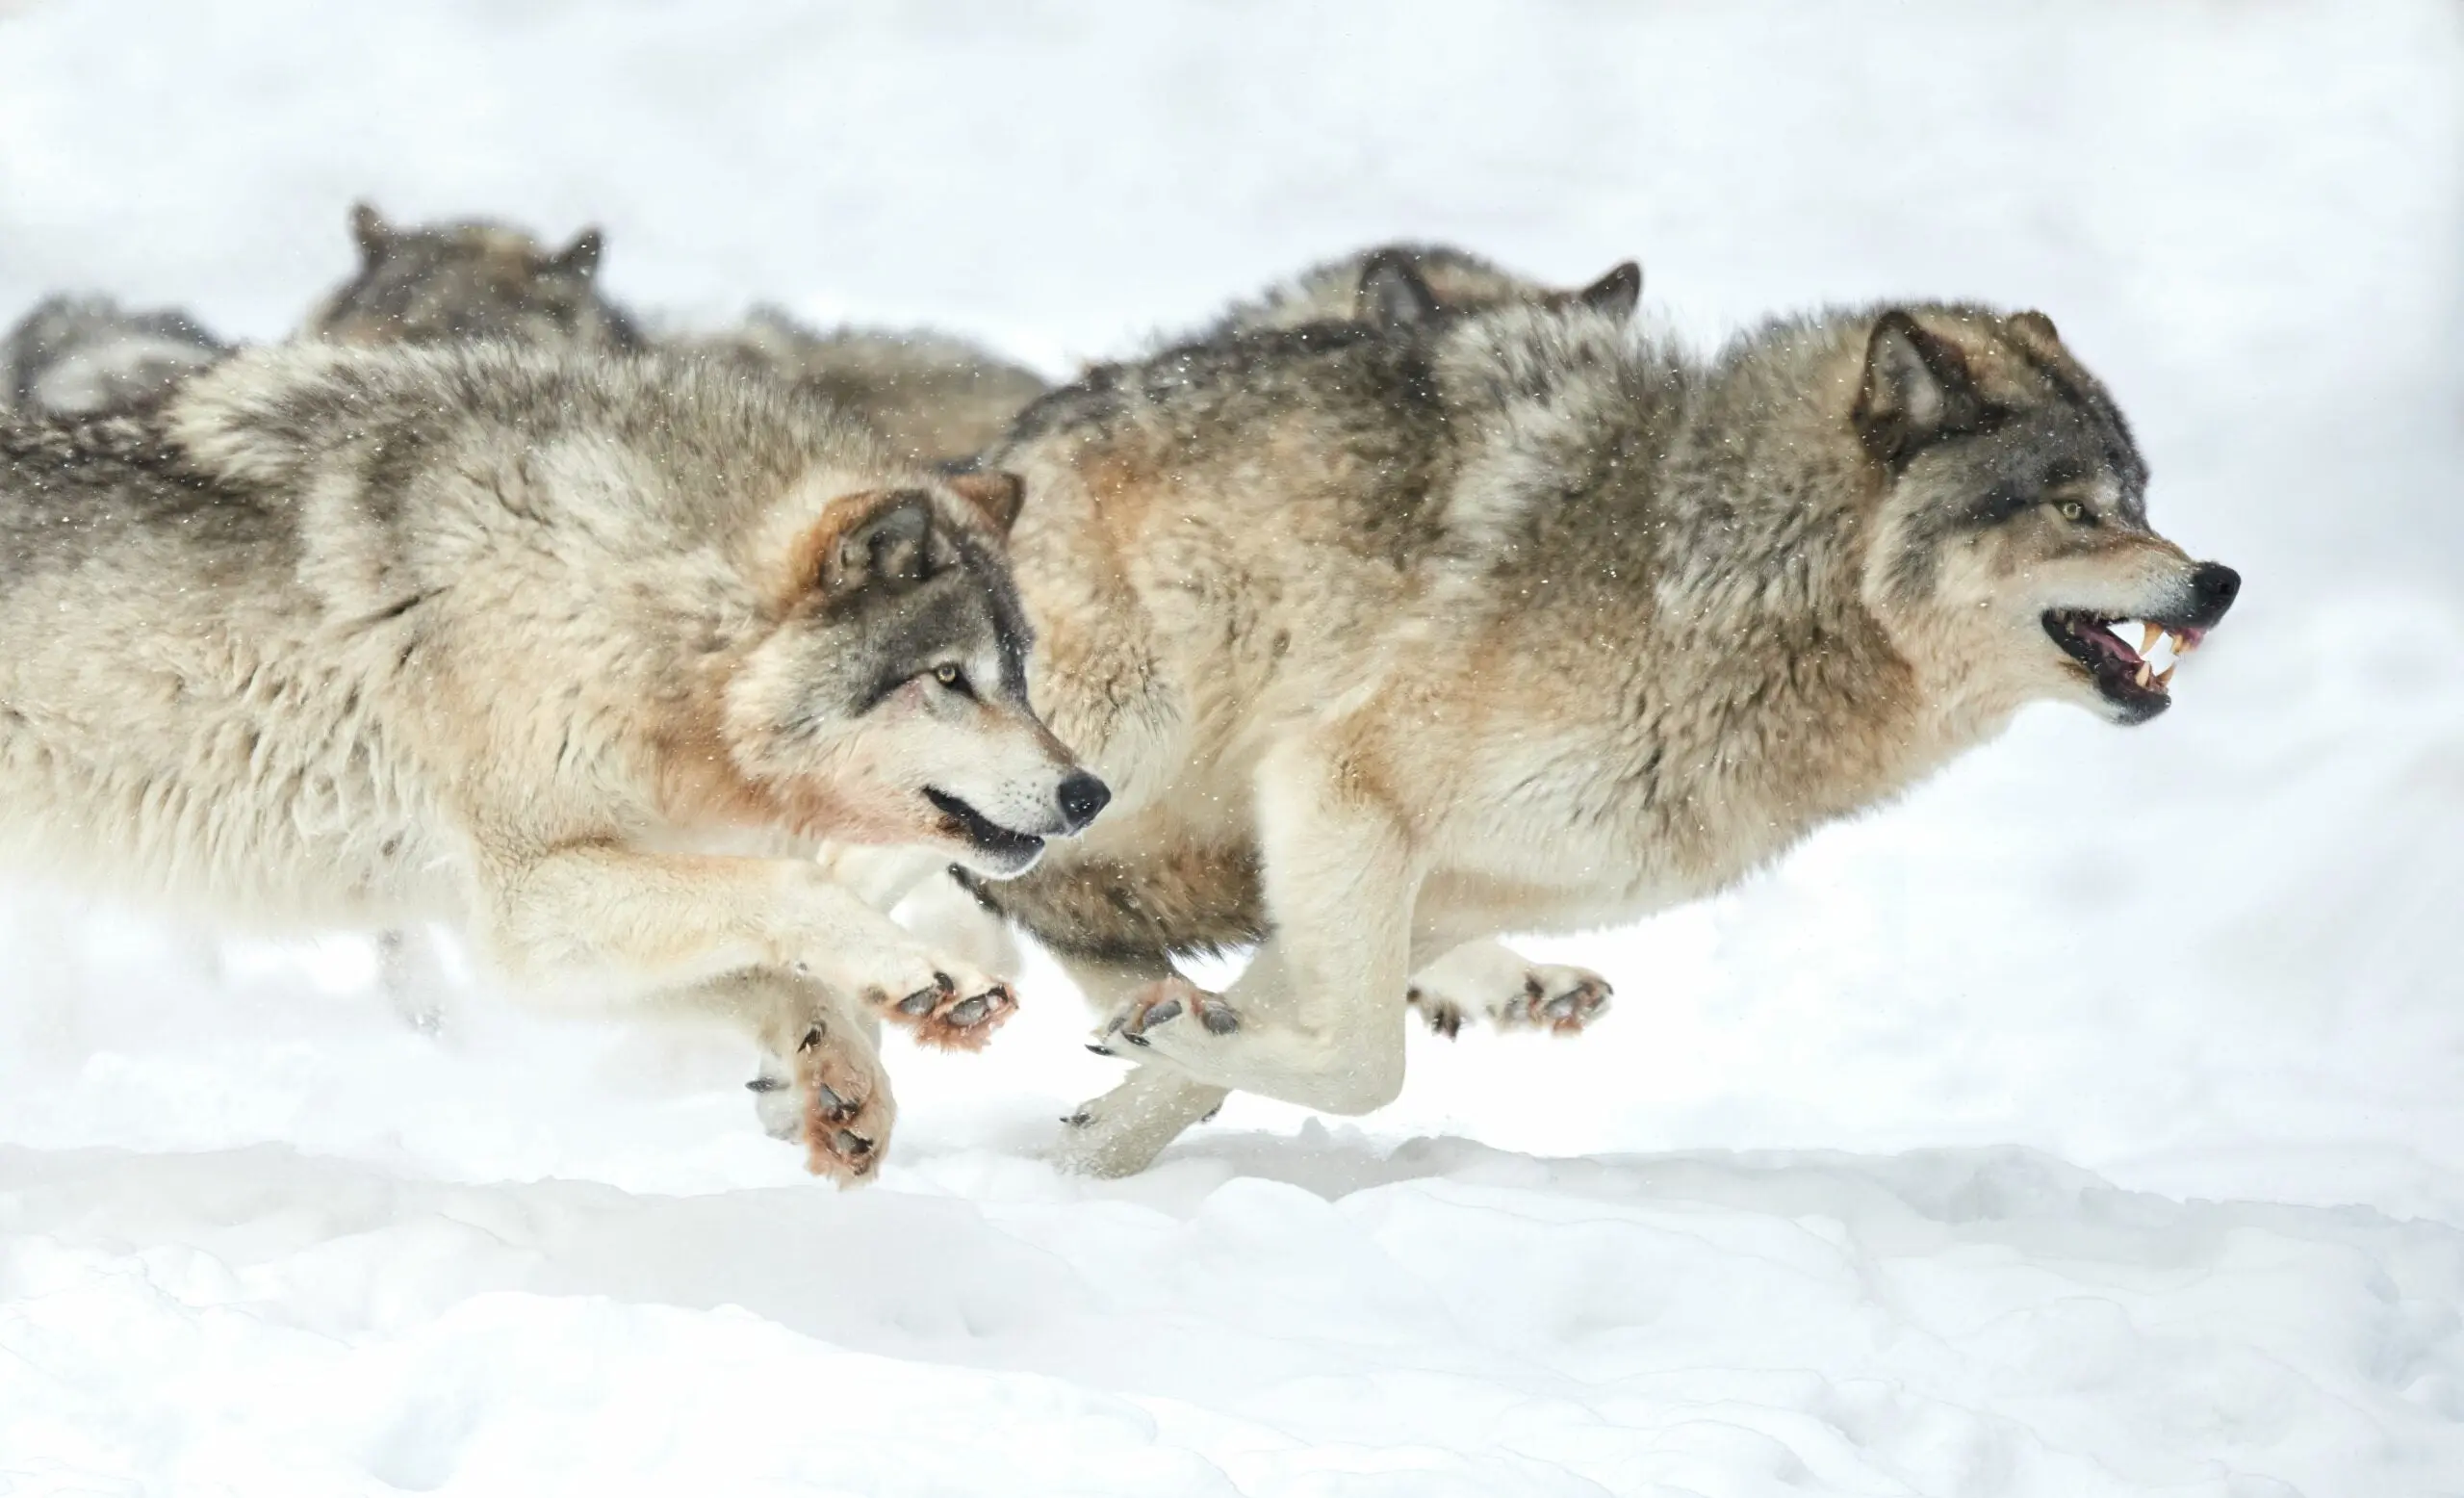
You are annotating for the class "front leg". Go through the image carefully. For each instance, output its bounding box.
[1087,737,1416,1117]
[475,842,1014,1035]
[698,969,895,1183]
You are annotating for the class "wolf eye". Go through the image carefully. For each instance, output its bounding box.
[931,663,973,697]
[2058,500,2091,524]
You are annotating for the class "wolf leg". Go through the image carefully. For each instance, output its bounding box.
[684,968,895,1183]
[377,924,454,1035]
[474,844,1014,1175]
[1405,939,1612,1038]
[1087,738,1414,1118]
[1051,953,1228,1176]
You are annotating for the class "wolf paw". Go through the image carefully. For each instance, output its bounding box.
[1495,965,1613,1035]
[1406,987,1470,1039]
[869,970,1018,1052]
[755,1020,896,1185]
[1087,976,1239,1058]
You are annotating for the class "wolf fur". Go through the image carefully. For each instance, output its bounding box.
[939,294,2240,1176]
[303,202,644,352]
[4,295,230,415]
[678,308,1051,466]
[0,341,1108,1181]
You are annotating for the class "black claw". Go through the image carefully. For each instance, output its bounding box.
[812,1083,845,1115]
[745,1075,787,1093]
[1199,1005,1240,1035]
[1122,1032,1150,1047]
[1086,1043,1116,1057]
[1197,1103,1222,1124]
[834,1129,873,1157]
[1060,1111,1091,1126]
[898,989,938,1016]
[1142,996,1184,1028]
[946,996,989,1026]
[933,971,957,995]
[799,1026,825,1052]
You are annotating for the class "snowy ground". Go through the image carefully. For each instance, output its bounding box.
[3,2,2462,1494]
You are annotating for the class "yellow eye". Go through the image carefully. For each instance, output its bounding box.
[2059,500,2086,522]
[933,664,962,687]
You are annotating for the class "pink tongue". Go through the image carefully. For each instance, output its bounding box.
[2094,625,2142,664]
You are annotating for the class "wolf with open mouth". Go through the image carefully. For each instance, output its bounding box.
[944,290,2238,1175]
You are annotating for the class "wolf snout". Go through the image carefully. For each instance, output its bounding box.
[1055,771,1111,835]
[2185,562,2241,629]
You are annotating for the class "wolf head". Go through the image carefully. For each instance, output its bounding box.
[304,203,644,352]
[1851,307,2239,726]
[1354,250,1642,331]
[720,470,1106,877]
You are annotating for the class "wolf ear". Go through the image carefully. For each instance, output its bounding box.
[2009,309,2060,347]
[349,202,393,269]
[1356,251,1445,328]
[944,470,1025,537]
[1854,311,1986,464]
[821,491,937,595]
[1577,261,1643,320]
[551,227,604,280]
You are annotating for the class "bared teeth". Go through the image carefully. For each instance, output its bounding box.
[2135,662,2152,688]
[2156,664,2174,688]
[2140,624,2160,654]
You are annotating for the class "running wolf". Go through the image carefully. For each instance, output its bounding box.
[4,295,230,414]
[955,294,2240,1175]
[679,308,1052,466]
[0,342,1108,1181]
[304,202,645,351]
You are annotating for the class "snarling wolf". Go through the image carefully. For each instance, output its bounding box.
[4,295,230,414]
[0,343,1107,1181]
[678,308,1052,466]
[304,202,645,352]
[1202,243,1641,337]
[946,294,2238,1175]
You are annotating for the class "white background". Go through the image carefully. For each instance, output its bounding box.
[1,3,2459,1494]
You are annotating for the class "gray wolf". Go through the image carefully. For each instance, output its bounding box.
[1202,243,1642,337]
[678,308,1052,466]
[0,341,1107,1181]
[4,295,230,414]
[951,293,2239,1175]
[857,245,1645,1029]
[304,202,645,352]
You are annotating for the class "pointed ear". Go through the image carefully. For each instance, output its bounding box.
[1355,251,1444,328]
[349,202,393,269]
[1854,311,1984,464]
[2008,309,2060,348]
[818,491,936,595]
[1577,260,1643,320]
[550,227,604,279]
[944,470,1024,537]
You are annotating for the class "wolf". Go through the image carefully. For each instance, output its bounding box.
[303,202,645,352]
[0,342,1107,1181]
[678,308,1052,466]
[4,295,231,414]
[1202,243,1642,337]
[927,293,2241,1176]
[841,246,1647,1030]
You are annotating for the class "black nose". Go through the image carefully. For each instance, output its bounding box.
[2188,562,2241,626]
[1055,772,1111,833]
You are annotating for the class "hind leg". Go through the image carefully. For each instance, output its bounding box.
[1405,939,1612,1038]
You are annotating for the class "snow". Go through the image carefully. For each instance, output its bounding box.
[2,1,2461,1493]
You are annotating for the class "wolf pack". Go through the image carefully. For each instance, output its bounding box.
[0,205,2239,1181]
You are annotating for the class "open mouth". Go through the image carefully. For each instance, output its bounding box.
[923,788,1045,870]
[2041,610,2210,722]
